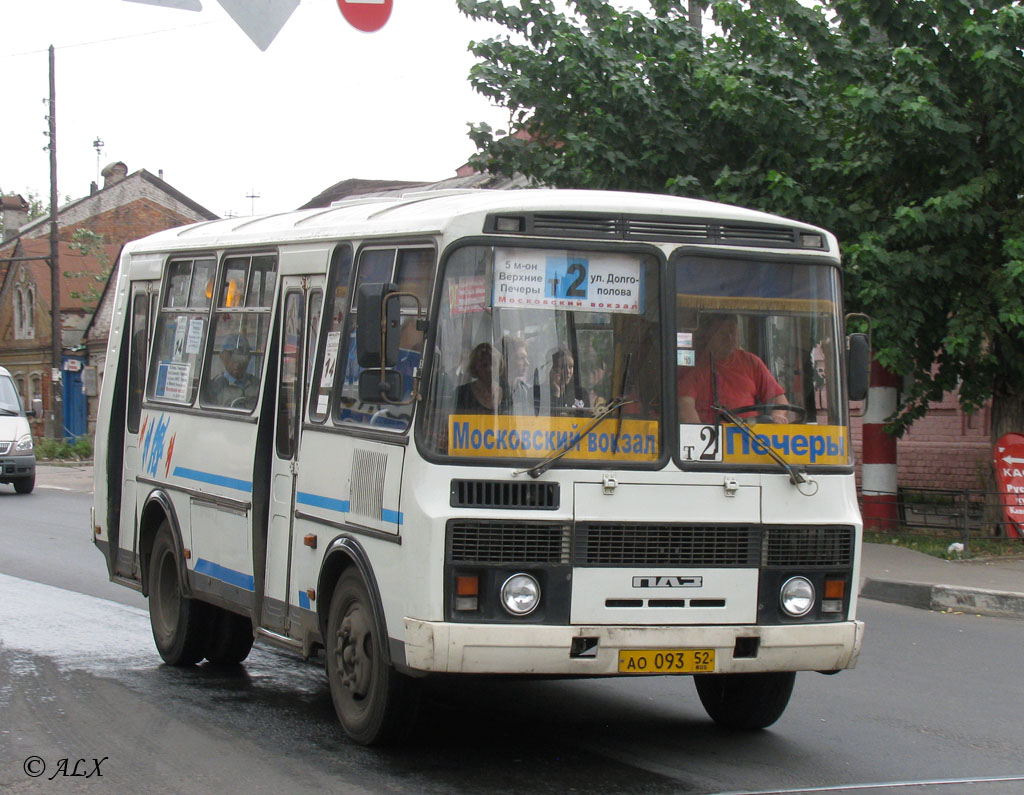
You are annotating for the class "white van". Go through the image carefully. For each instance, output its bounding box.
[0,365,36,494]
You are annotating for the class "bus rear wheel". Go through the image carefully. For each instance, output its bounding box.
[693,671,796,730]
[204,607,254,665]
[325,569,419,745]
[148,523,208,666]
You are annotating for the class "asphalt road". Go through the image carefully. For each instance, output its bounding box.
[2,483,1023,794]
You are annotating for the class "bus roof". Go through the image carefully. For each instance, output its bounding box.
[122,188,837,255]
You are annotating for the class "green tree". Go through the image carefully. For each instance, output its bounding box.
[65,228,112,311]
[458,0,1024,440]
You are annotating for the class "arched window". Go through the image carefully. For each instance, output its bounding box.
[14,289,23,330]
[26,286,35,334]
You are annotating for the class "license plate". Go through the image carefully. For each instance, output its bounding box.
[618,649,715,674]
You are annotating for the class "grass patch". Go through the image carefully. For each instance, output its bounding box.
[864,530,1024,560]
[34,435,93,462]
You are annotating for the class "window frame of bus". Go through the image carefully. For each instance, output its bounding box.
[146,255,217,406]
[198,252,278,413]
[669,247,852,472]
[126,290,152,433]
[414,238,670,470]
[328,242,435,434]
[307,245,353,424]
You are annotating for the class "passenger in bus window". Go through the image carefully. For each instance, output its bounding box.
[678,313,788,424]
[501,336,534,415]
[455,342,508,413]
[549,348,587,410]
[208,334,258,409]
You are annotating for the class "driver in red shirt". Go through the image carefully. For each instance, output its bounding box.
[678,314,790,424]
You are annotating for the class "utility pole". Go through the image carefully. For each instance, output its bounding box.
[47,44,63,440]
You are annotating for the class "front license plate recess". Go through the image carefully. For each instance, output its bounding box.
[617,649,715,674]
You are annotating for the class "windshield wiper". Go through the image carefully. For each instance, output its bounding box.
[0,407,19,416]
[513,395,636,479]
[712,404,809,487]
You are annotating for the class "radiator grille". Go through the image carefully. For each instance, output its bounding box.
[765,526,854,567]
[349,448,386,521]
[448,520,571,564]
[574,524,759,567]
[451,479,559,510]
[0,442,10,455]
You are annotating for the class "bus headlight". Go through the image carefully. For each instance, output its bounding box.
[500,573,540,616]
[780,576,815,617]
[15,434,33,452]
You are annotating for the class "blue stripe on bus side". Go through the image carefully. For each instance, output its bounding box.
[296,492,350,513]
[173,467,253,493]
[381,508,404,525]
[296,492,402,525]
[194,558,255,591]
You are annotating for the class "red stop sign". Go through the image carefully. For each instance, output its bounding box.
[337,0,393,32]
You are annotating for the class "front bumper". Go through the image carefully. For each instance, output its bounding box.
[0,452,35,483]
[402,618,865,675]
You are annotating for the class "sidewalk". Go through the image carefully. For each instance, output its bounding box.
[28,463,1024,619]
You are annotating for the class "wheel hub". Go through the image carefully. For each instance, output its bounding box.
[337,604,372,698]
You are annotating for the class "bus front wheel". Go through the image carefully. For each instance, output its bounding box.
[693,671,796,730]
[148,523,208,666]
[325,569,419,745]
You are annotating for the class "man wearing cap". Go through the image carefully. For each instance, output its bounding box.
[207,333,258,408]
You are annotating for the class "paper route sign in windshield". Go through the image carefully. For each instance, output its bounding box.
[493,247,643,314]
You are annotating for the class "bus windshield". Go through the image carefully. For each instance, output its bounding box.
[420,244,664,465]
[674,252,848,467]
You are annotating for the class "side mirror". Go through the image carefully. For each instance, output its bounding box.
[847,332,870,401]
[356,282,399,368]
[358,369,403,403]
[31,398,43,419]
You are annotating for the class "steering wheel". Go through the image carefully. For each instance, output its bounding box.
[726,403,807,423]
[230,395,256,410]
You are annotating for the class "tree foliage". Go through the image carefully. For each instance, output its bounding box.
[458,0,1024,437]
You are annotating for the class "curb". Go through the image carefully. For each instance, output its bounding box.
[861,578,1024,620]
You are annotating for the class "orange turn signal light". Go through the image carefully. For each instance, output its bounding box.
[824,579,846,599]
[456,575,479,597]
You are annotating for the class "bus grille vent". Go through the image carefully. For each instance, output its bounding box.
[0,442,10,455]
[718,224,798,246]
[350,448,387,521]
[532,213,622,239]
[448,520,571,564]
[625,217,710,243]
[574,524,759,567]
[450,479,559,510]
[764,526,854,567]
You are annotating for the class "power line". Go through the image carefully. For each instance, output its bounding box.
[2,21,218,58]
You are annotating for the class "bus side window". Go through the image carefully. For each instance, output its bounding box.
[336,246,433,431]
[199,254,277,411]
[127,291,151,433]
[309,246,352,422]
[147,257,216,406]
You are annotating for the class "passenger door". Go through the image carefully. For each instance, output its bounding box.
[118,286,153,578]
[263,278,321,633]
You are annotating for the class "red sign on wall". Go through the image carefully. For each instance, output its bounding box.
[337,0,393,32]
[992,433,1024,539]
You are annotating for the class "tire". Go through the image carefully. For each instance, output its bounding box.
[694,671,796,730]
[325,569,419,745]
[148,523,208,666]
[204,606,254,665]
[14,473,35,494]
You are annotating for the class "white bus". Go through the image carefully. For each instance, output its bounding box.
[93,189,869,744]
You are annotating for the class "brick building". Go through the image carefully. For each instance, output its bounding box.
[0,163,217,437]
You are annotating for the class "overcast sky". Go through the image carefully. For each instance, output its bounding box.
[2,0,512,218]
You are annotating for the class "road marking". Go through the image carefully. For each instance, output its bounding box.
[713,774,1024,794]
